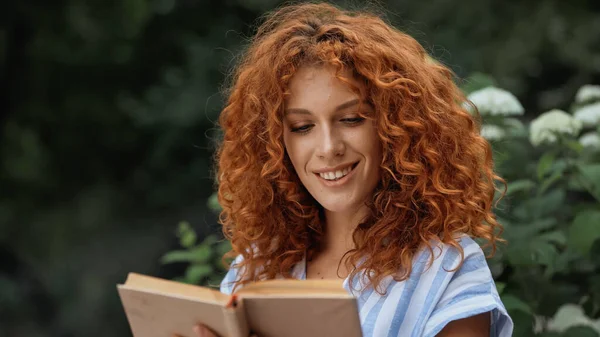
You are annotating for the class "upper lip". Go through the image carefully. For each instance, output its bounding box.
[312,162,358,174]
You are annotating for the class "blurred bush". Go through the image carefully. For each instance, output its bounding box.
[161,220,231,287]
[465,79,600,336]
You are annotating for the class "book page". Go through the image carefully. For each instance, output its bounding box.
[236,279,349,296]
[242,297,362,337]
[123,272,228,304]
[118,285,248,337]
[233,279,362,337]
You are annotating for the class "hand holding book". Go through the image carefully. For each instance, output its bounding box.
[118,273,363,337]
[172,324,257,337]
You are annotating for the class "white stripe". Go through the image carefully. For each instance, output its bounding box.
[396,247,458,336]
[359,278,391,324]
[458,239,484,259]
[371,281,407,336]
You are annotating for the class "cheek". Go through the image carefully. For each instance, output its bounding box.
[283,134,307,172]
[355,124,381,159]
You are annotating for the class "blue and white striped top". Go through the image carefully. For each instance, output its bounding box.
[221,236,513,337]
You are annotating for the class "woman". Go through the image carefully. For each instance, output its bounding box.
[192,2,512,336]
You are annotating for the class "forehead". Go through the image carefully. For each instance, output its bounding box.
[285,65,362,109]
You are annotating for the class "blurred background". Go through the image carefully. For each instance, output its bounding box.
[1,0,599,336]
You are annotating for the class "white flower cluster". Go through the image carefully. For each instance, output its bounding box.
[574,102,600,128]
[575,84,600,104]
[467,86,525,116]
[480,124,506,141]
[547,304,600,334]
[530,109,583,146]
[579,132,600,149]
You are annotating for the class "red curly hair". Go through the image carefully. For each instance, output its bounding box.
[216,3,504,292]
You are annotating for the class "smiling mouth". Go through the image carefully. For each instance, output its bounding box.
[315,162,359,181]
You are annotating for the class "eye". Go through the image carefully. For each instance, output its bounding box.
[290,124,314,134]
[341,117,366,125]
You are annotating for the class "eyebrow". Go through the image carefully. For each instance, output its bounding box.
[284,98,364,115]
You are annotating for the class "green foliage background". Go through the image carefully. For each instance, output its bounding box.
[1,0,599,336]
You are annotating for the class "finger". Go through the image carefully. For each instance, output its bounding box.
[194,324,219,337]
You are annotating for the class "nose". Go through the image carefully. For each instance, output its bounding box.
[316,125,345,159]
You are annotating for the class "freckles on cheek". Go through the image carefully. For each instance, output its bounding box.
[288,141,310,175]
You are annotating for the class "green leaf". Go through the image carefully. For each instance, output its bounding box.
[216,240,232,258]
[177,221,197,248]
[207,192,221,213]
[501,294,532,314]
[506,179,536,196]
[514,189,566,220]
[160,250,197,264]
[577,164,600,201]
[192,244,214,263]
[460,72,496,95]
[160,245,213,264]
[184,264,214,284]
[568,175,588,192]
[565,139,585,154]
[530,240,558,266]
[495,282,506,295]
[538,151,557,180]
[539,171,564,196]
[563,326,599,337]
[507,218,557,240]
[539,231,567,246]
[200,234,218,247]
[505,231,560,267]
[536,333,561,337]
[568,211,600,255]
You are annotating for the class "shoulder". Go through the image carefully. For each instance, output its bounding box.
[416,235,513,337]
[356,236,513,337]
[422,235,488,275]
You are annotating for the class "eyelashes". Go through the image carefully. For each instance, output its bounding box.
[290,117,366,134]
[291,125,313,134]
[342,117,367,125]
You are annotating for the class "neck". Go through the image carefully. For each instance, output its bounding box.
[321,204,369,255]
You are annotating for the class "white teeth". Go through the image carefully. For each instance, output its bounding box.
[318,164,354,181]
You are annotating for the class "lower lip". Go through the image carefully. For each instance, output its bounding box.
[314,163,358,187]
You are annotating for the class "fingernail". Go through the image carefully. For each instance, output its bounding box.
[193,325,202,336]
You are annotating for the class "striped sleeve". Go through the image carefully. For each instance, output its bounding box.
[423,238,513,337]
[219,255,244,295]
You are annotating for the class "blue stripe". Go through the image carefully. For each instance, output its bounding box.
[220,267,237,294]
[220,256,243,294]
[384,250,430,337]
[494,310,508,335]
[453,250,486,279]
[444,282,493,308]
[357,282,376,309]
[408,247,460,337]
[361,275,398,337]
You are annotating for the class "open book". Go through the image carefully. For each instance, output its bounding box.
[117,273,362,337]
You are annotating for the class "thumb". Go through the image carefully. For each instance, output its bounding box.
[193,324,219,337]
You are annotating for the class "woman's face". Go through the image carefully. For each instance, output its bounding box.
[283,65,382,214]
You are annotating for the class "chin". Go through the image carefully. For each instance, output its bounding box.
[315,198,362,214]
